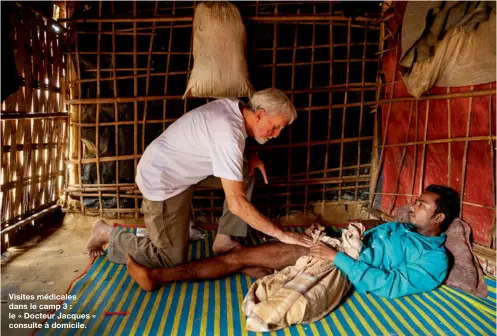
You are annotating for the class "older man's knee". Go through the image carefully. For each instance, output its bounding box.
[164,247,188,267]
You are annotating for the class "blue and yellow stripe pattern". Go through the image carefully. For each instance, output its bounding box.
[37,226,496,336]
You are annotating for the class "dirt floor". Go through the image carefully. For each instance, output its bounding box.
[1,213,144,336]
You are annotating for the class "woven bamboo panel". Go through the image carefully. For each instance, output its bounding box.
[1,3,69,250]
[61,1,383,221]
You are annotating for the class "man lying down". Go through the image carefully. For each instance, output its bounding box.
[126,185,460,331]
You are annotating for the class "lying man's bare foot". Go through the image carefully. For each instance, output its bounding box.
[212,233,241,255]
[126,254,157,292]
[87,220,113,257]
[230,245,274,279]
[241,267,274,279]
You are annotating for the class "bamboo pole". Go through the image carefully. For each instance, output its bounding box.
[133,1,139,219]
[369,43,398,208]
[322,10,334,203]
[377,136,495,148]
[0,112,68,120]
[255,42,380,51]
[459,87,474,217]
[387,100,414,213]
[286,9,299,218]
[75,30,85,215]
[356,21,368,201]
[67,174,371,193]
[255,59,378,67]
[65,163,372,190]
[417,100,430,197]
[1,204,59,235]
[66,89,496,106]
[304,13,317,215]
[162,1,175,133]
[111,0,120,219]
[489,86,496,249]
[140,1,159,159]
[409,101,419,204]
[447,87,452,186]
[375,89,496,104]
[66,135,375,164]
[95,1,103,217]
[338,19,352,201]
[59,14,380,23]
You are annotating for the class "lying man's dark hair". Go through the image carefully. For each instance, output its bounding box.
[425,184,460,232]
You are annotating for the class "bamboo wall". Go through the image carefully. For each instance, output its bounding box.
[62,1,383,223]
[1,3,68,250]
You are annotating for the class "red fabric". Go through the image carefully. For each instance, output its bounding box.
[378,4,496,246]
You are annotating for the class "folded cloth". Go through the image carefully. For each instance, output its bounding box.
[242,223,364,332]
[400,1,494,69]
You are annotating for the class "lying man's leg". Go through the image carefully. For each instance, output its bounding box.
[126,243,309,291]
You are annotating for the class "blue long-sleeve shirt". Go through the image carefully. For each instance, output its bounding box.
[333,222,448,299]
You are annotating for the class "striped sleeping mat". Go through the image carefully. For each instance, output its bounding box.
[36,225,496,336]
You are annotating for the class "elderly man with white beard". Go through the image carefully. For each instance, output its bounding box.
[86,88,312,275]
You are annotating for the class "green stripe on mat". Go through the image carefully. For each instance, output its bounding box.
[36,226,496,336]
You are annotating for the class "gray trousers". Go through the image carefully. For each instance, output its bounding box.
[108,164,255,268]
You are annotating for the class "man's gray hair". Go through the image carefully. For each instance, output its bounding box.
[248,88,297,124]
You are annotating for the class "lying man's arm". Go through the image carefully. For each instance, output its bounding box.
[221,178,312,247]
[311,243,448,299]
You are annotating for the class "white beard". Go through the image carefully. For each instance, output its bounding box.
[255,137,269,145]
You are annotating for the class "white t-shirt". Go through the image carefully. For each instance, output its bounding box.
[136,98,247,201]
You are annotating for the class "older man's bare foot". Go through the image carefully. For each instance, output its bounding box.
[126,254,157,292]
[212,233,241,255]
[87,220,112,257]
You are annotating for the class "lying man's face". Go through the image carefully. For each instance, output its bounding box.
[408,191,445,233]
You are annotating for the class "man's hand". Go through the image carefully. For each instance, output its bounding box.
[310,242,338,262]
[248,152,268,184]
[276,231,313,247]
